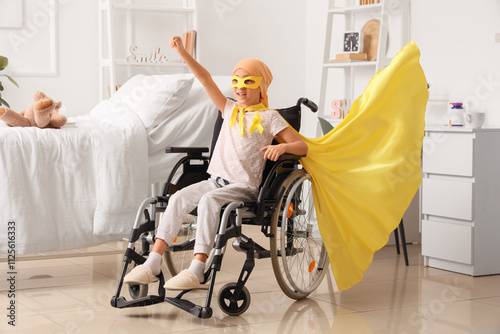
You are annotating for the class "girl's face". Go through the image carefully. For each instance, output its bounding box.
[232,68,262,108]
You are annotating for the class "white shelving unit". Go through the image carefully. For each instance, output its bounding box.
[317,0,421,244]
[98,0,196,100]
[318,0,410,128]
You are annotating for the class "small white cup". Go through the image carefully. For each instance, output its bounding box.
[465,112,486,129]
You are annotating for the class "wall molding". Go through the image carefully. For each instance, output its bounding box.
[6,0,59,77]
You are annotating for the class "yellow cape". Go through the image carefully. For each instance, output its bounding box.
[295,41,427,290]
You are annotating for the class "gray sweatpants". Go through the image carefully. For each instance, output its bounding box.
[155,177,257,255]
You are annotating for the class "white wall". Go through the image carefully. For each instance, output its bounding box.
[0,0,99,117]
[1,0,306,120]
[195,0,306,110]
[411,0,500,126]
[305,0,329,137]
[1,0,499,133]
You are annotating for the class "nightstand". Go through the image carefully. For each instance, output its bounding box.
[421,126,500,275]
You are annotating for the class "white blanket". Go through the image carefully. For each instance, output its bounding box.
[147,76,232,183]
[0,75,232,255]
[0,102,149,254]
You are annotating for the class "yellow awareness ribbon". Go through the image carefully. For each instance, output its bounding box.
[229,103,268,137]
[248,113,264,135]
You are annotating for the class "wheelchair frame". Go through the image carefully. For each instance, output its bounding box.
[111,98,329,318]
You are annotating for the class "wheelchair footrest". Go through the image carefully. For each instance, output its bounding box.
[165,297,213,319]
[252,239,271,259]
[255,250,271,259]
[111,295,165,309]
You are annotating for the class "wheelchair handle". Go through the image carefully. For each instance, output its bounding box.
[297,98,318,113]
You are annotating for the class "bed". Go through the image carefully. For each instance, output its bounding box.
[0,74,231,255]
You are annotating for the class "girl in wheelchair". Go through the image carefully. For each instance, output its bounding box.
[123,36,308,291]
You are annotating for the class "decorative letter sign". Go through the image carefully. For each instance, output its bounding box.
[331,99,350,119]
[127,45,169,64]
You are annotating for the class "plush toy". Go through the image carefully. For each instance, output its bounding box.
[0,91,66,128]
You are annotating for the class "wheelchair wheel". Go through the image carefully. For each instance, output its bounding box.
[128,263,149,299]
[128,283,148,299]
[218,282,251,316]
[163,214,215,280]
[270,169,329,300]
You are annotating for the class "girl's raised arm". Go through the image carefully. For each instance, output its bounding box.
[170,36,227,112]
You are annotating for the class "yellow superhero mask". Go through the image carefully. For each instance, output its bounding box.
[231,75,268,89]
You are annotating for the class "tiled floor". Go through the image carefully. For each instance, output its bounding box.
[2,233,500,334]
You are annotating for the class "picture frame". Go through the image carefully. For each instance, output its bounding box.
[343,31,364,54]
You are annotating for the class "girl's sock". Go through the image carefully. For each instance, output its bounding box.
[143,251,162,276]
[188,259,206,283]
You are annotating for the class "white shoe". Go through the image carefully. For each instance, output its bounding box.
[164,269,208,290]
[123,265,159,285]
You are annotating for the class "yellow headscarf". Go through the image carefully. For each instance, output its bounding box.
[232,58,273,107]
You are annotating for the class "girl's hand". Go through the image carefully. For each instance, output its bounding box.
[261,144,287,161]
[169,36,186,55]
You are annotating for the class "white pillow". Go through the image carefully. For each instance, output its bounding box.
[109,73,194,131]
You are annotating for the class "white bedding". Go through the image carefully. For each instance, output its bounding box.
[0,105,149,254]
[147,75,232,183]
[0,74,231,255]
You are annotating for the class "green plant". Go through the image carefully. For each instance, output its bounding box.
[0,56,19,108]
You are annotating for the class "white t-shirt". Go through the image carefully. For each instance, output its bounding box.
[207,99,289,191]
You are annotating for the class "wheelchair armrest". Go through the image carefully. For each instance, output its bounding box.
[254,155,305,221]
[161,148,210,196]
[165,147,209,158]
[165,147,209,154]
[277,153,305,161]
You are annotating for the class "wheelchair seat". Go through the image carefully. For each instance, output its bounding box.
[111,98,328,318]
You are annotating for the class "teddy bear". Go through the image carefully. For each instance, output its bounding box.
[0,91,67,128]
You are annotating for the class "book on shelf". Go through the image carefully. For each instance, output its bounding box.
[330,58,369,63]
[336,53,367,60]
[182,30,196,57]
[108,85,122,96]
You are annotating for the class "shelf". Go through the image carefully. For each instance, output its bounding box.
[425,125,499,133]
[100,58,187,68]
[98,0,196,100]
[114,59,187,67]
[318,0,410,136]
[100,3,195,13]
[323,61,377,68]
[329,3,382,14]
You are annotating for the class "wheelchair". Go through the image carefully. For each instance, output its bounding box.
[111,98,329,318]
